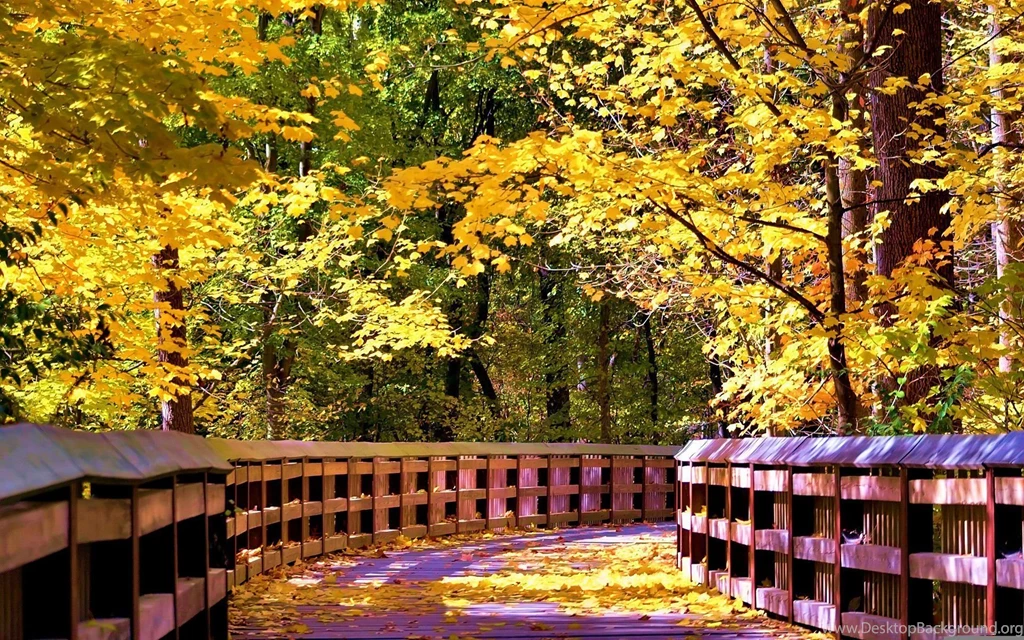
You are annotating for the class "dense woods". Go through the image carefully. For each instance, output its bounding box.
[1,0,1022,441]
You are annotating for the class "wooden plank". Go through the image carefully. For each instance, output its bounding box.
[840,613,901,640]
[69,483,80,640]
[840,544,901,575]
[645,458,675,468]
[909,552,988,586]
[792,474,834,497]
[708,467,729,486]
[323,497,347,514]
[755,529,788,553]
[171,477,180,639]
[792,600,835,632]
[709,518,729,540]
[175,577,205,626]
[138,593,174,640]
[908,478,986,505]
[756,587,789,618]
[691,465,707,485]
[138,489,173,536]
[325,534,347,552]
[731,466,750,488]
[323,461,347,476]
[207,568,227,606]
[794,536,834,564]
[832,467,841,628]
[303,462,323,477]
[0,501,69,573]
[986,469,997,631]
[731,521,751,547]
[899,466,910,634]
[840,475,901,502]
[205,483,225,517]
[754,469,786,492]
[996,476,1024,505]
[79,499,130,543]
[301,539,323,558]
[263,549,280,570]
[731,577,753,604]
[996,558,1024,590]
[263,506,280,525]
[79,618,131,640]
[786,466,794,624]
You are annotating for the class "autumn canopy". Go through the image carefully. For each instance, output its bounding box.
[1,0,1022,439]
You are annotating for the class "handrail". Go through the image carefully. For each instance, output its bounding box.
[207,438,681,460]
[0,424,679,640]
[676,435,1024,639]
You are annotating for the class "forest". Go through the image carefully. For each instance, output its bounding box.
[0,0,1022,443]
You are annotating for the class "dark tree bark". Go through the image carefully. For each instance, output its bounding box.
[839,0,870,304]
[868,0,951,285]
[259,5,322,439]
[642,317,659,428]
[868,0,950,409]
[153,245,194,433]
[708,351,727,438]
[596,301,612,443]
[466,271,500,415]
[539,264,570,431]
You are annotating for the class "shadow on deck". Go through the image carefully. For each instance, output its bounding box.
[229,523,815,639]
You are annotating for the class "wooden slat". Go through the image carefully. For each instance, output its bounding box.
[0,501,69,573]
[909,478,987,505]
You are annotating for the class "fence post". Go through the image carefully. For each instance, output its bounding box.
[832,465,842,639]
[986,467,997,632]
[786,463,794,624]
[749,462,756,592]
[131,485,141,640]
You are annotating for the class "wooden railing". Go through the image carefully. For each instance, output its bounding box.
[675,435,1024,640]
[0,424,679,640]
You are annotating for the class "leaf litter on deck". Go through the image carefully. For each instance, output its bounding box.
[229,524,830,639]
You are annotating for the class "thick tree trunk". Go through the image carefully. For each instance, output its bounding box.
[868,0,950,409]
[539,264,570,430]
[596,301,612,443]
[153,245,194,433]
[445,359,462,399]
[642,317,659,428]
[840,1,870,304]
[868,0,951,285]
[990,2,1022,373]
[260,333,294,439]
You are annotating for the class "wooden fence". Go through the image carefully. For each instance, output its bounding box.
[0,424,679,640]
[675,435,1024,640]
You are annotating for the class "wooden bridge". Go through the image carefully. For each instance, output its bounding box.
[2,426,1024,639]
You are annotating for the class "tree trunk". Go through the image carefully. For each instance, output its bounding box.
[823,71,863,433]
[596,301,612,443]
[990,1,1022,373]
[539,264,570,431]
[840,1,869,304]
[642,317,659,428]
[153,245,194,433]
[868,0,951,285]
[260,5,322,437]
[466,272,499,415]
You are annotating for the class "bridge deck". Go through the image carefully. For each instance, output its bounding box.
[230,524,817,639]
